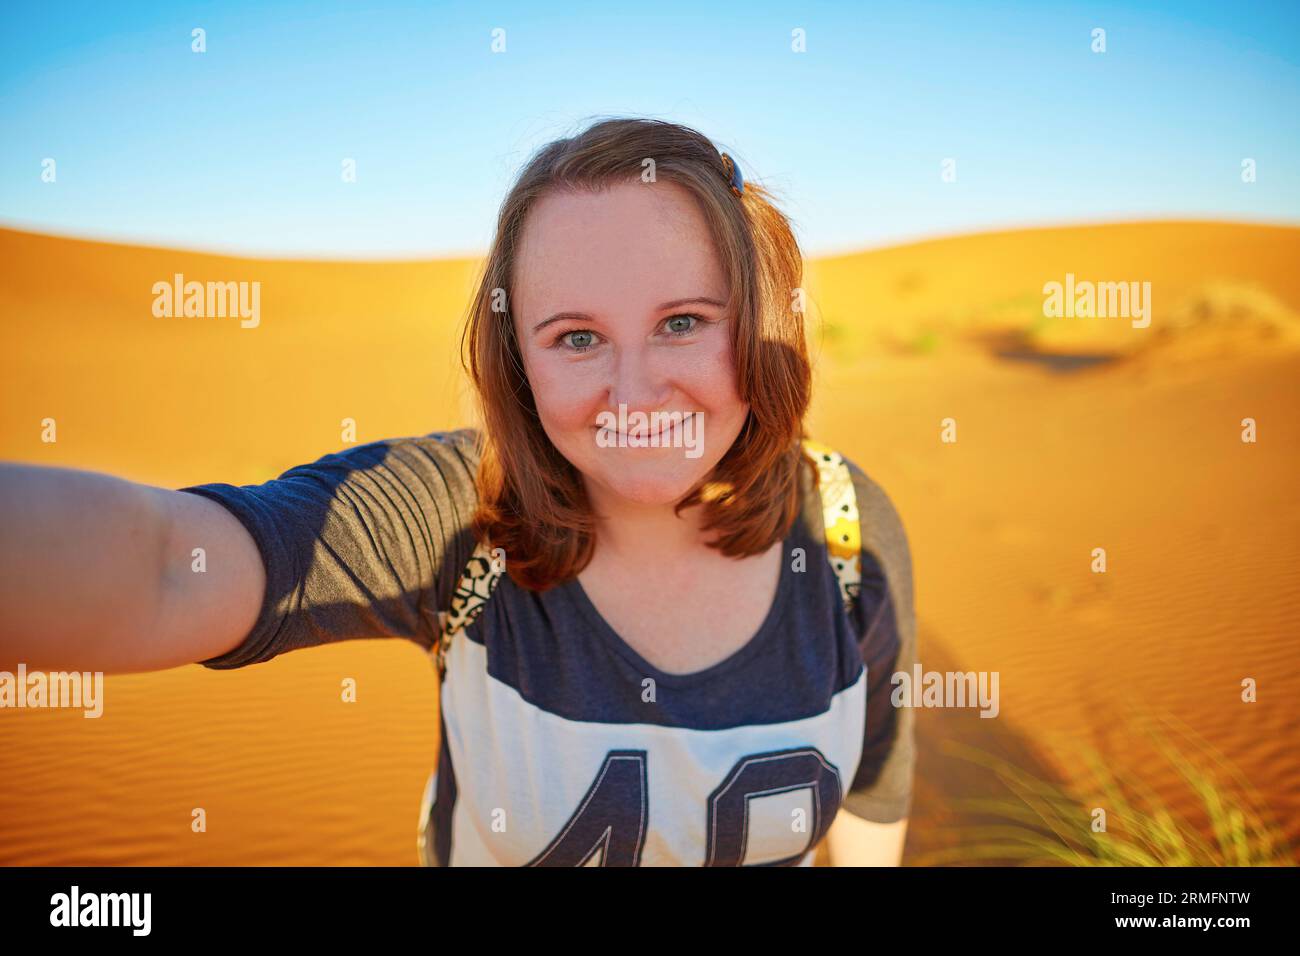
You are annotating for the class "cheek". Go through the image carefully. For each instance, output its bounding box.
[683,331,744,411]
[522,349,601,434]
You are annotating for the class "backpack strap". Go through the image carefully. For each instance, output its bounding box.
[434,540,505,681]
[800,439,863,620]
[432,440,862,680]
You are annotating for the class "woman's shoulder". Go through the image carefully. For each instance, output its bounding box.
[387,425,482,454]
[804,440,912,571]
[803,440,916,640]
[336,426,482,470]
[412,426,482,464]
[370,425,482,491]
[280,426,483,513]
[840,453,907,541]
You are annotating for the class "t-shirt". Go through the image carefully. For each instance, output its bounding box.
[178,428,917,866]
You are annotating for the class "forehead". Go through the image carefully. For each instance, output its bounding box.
[512,181,728,319]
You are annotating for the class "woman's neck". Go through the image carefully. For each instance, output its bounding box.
[582,477,712,562]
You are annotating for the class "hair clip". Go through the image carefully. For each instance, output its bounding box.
[719,151,745,197]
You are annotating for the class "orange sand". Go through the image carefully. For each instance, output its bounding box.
[1,221,1297,864]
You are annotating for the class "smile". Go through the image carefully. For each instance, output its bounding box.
[595,421,675,442]
[591,406,706,458]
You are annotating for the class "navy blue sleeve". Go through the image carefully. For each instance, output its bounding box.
[176,429,481,669]
[841,462,917,824]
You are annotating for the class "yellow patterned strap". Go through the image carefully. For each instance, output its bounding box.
[801,439,863,619]
[433,440,862,678]
[434,539,505,680]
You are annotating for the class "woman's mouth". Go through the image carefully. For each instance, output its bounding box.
[589,411,706,459]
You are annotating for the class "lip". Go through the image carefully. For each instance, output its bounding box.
[596,425,672,441]
[593,418,684,442]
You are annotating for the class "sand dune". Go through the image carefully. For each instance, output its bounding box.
[2,221,1297,865]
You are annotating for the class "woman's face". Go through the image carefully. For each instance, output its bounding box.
[512,180,749,509]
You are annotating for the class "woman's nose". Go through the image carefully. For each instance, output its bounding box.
[608,344,670,411]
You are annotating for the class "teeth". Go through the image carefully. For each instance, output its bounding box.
[591,410,705,459]
[598,423,674,440]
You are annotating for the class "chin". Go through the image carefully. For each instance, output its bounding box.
[584,455,713,507]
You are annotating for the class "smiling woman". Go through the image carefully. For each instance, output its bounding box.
[464,120,813,590]
[0,116,917,868]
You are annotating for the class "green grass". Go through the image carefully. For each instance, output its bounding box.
[910,711,1296,867]
[906,328,942,355]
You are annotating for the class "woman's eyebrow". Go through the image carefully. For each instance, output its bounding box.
[531,297,727,335]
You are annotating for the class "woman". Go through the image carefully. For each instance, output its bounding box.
[0,117,916,866]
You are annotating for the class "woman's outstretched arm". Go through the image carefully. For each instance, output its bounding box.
[0,462,263,673]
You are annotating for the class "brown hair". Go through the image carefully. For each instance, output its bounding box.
[461,116,813,591]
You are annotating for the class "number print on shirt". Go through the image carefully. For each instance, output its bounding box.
[527,746,843,866]
[526,751,649,866]
[705,747,843,866]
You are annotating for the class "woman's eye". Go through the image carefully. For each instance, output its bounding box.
[560,329,596,350]
[664,314,699,335]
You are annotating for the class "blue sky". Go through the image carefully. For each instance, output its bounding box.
[1,0,1297,258]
